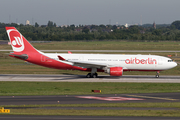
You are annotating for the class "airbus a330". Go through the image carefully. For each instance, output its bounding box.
[6,27,177,78]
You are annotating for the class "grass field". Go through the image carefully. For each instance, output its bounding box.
[7,109,180,117]
[2,102,180,117]
[3,102,180,108]
[1,40,180,50]
[0,82,179,96]
[31,41,180,51]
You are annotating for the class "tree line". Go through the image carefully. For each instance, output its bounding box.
[0,20,180,41]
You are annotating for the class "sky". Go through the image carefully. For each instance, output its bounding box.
[0,0,180,26]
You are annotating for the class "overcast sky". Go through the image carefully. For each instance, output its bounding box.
[0,0,180,26]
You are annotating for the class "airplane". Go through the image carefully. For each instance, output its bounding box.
[6,27,177,78]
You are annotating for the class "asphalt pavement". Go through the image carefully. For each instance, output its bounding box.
[1,115,180,120]
[0,93,180,105]
[0,74,180,83]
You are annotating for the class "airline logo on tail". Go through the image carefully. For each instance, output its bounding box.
[7,29,24,52]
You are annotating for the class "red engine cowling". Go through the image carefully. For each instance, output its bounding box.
[106,67,123,76]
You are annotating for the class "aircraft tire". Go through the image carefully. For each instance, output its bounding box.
[92,73,98,78]
[86,73,91,78]
[155,75,159,78]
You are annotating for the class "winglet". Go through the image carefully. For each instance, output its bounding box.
[58,55,66,61]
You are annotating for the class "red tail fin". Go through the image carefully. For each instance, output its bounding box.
[6,27,37,53]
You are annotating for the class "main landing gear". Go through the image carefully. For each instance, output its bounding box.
[86,68,98,78]
[155,71,160,78]
[86,73,98,78]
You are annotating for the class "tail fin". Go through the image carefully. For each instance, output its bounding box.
[6,27,37,53]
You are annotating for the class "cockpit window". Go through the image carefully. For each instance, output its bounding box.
[168,60,173,62]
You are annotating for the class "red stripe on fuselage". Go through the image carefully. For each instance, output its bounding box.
[28,52,88,71]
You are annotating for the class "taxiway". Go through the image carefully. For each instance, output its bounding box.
[1,115,180,120]
[0,74,180,83]
[0,93,180,105]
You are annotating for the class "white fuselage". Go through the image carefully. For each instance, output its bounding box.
[44,53,177,71]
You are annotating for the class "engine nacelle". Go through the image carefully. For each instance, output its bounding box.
[106,67,123,76]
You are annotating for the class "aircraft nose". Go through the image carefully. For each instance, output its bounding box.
[173,62,178,67]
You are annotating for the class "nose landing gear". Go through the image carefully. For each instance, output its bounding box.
[155,71,160,78]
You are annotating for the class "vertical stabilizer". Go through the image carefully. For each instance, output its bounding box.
[6,27,38,53]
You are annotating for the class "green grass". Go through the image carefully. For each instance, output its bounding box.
[4,109,180,117]
[21,41,180,51]
[2,102,180,108]
[0,82,180,96]
[2,102,180,117]
[1,41,180,50]
[32,41,178,50]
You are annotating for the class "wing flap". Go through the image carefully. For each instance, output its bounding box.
[70,60,107,69]
[57,55,107,68]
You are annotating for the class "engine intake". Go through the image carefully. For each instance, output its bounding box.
[106,67,123,76]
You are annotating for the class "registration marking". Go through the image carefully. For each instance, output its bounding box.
[76,96,144,101]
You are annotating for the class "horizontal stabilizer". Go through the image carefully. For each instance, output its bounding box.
[9,53,28,60]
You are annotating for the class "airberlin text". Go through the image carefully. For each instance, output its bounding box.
[125,58,157,64]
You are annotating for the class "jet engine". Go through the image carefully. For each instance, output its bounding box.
[106,67,123,76]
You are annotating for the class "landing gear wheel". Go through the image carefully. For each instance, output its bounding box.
[155,71,160,78]
[92,73,98,78]
[155,75,159,78]
[86,73,91,78]
[86,73,98,78]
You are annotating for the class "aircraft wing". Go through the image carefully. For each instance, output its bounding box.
[58,55,107,69]
[68,60,107,69]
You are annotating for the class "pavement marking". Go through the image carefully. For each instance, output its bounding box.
[76,96,144,101]
[0,107,10,113]
[127,95,178,101]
